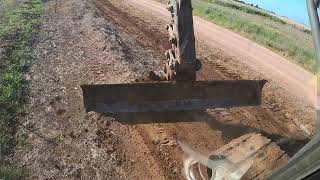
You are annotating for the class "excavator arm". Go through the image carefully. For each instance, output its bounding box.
[81,0,266,113]
[165,0,201,81]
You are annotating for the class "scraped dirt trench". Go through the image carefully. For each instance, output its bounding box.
[14,0,315,179]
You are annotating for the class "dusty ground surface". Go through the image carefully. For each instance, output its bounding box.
[14,0,164,179]
[128,0,316,107]
[12,0,316,179]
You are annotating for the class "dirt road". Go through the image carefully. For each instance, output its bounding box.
[127,0,316,107]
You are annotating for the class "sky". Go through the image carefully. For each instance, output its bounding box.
[241,0,310,26]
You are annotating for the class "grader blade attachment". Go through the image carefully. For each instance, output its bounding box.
[81,80,266,113]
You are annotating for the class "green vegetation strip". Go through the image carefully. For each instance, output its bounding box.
[211,0,287,24]
[193,0,316,73]
[0,0,43,179]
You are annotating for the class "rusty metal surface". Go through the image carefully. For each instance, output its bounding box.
[165,0,199,81]
[81,80,266,113]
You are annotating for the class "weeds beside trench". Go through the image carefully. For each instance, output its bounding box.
[0,0,43,179]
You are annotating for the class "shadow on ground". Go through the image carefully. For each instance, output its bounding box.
[102,110,309,157]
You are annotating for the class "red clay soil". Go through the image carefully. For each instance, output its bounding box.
[89,0,316,179]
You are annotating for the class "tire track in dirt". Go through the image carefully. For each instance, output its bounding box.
[94,0,313,179]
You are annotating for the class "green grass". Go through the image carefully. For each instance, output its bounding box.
[192,0,316,73]
[0,0,44,179]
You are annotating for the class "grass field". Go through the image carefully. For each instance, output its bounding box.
[0,0,43,179]
[158,0,316,73]
[192,0,316,73]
